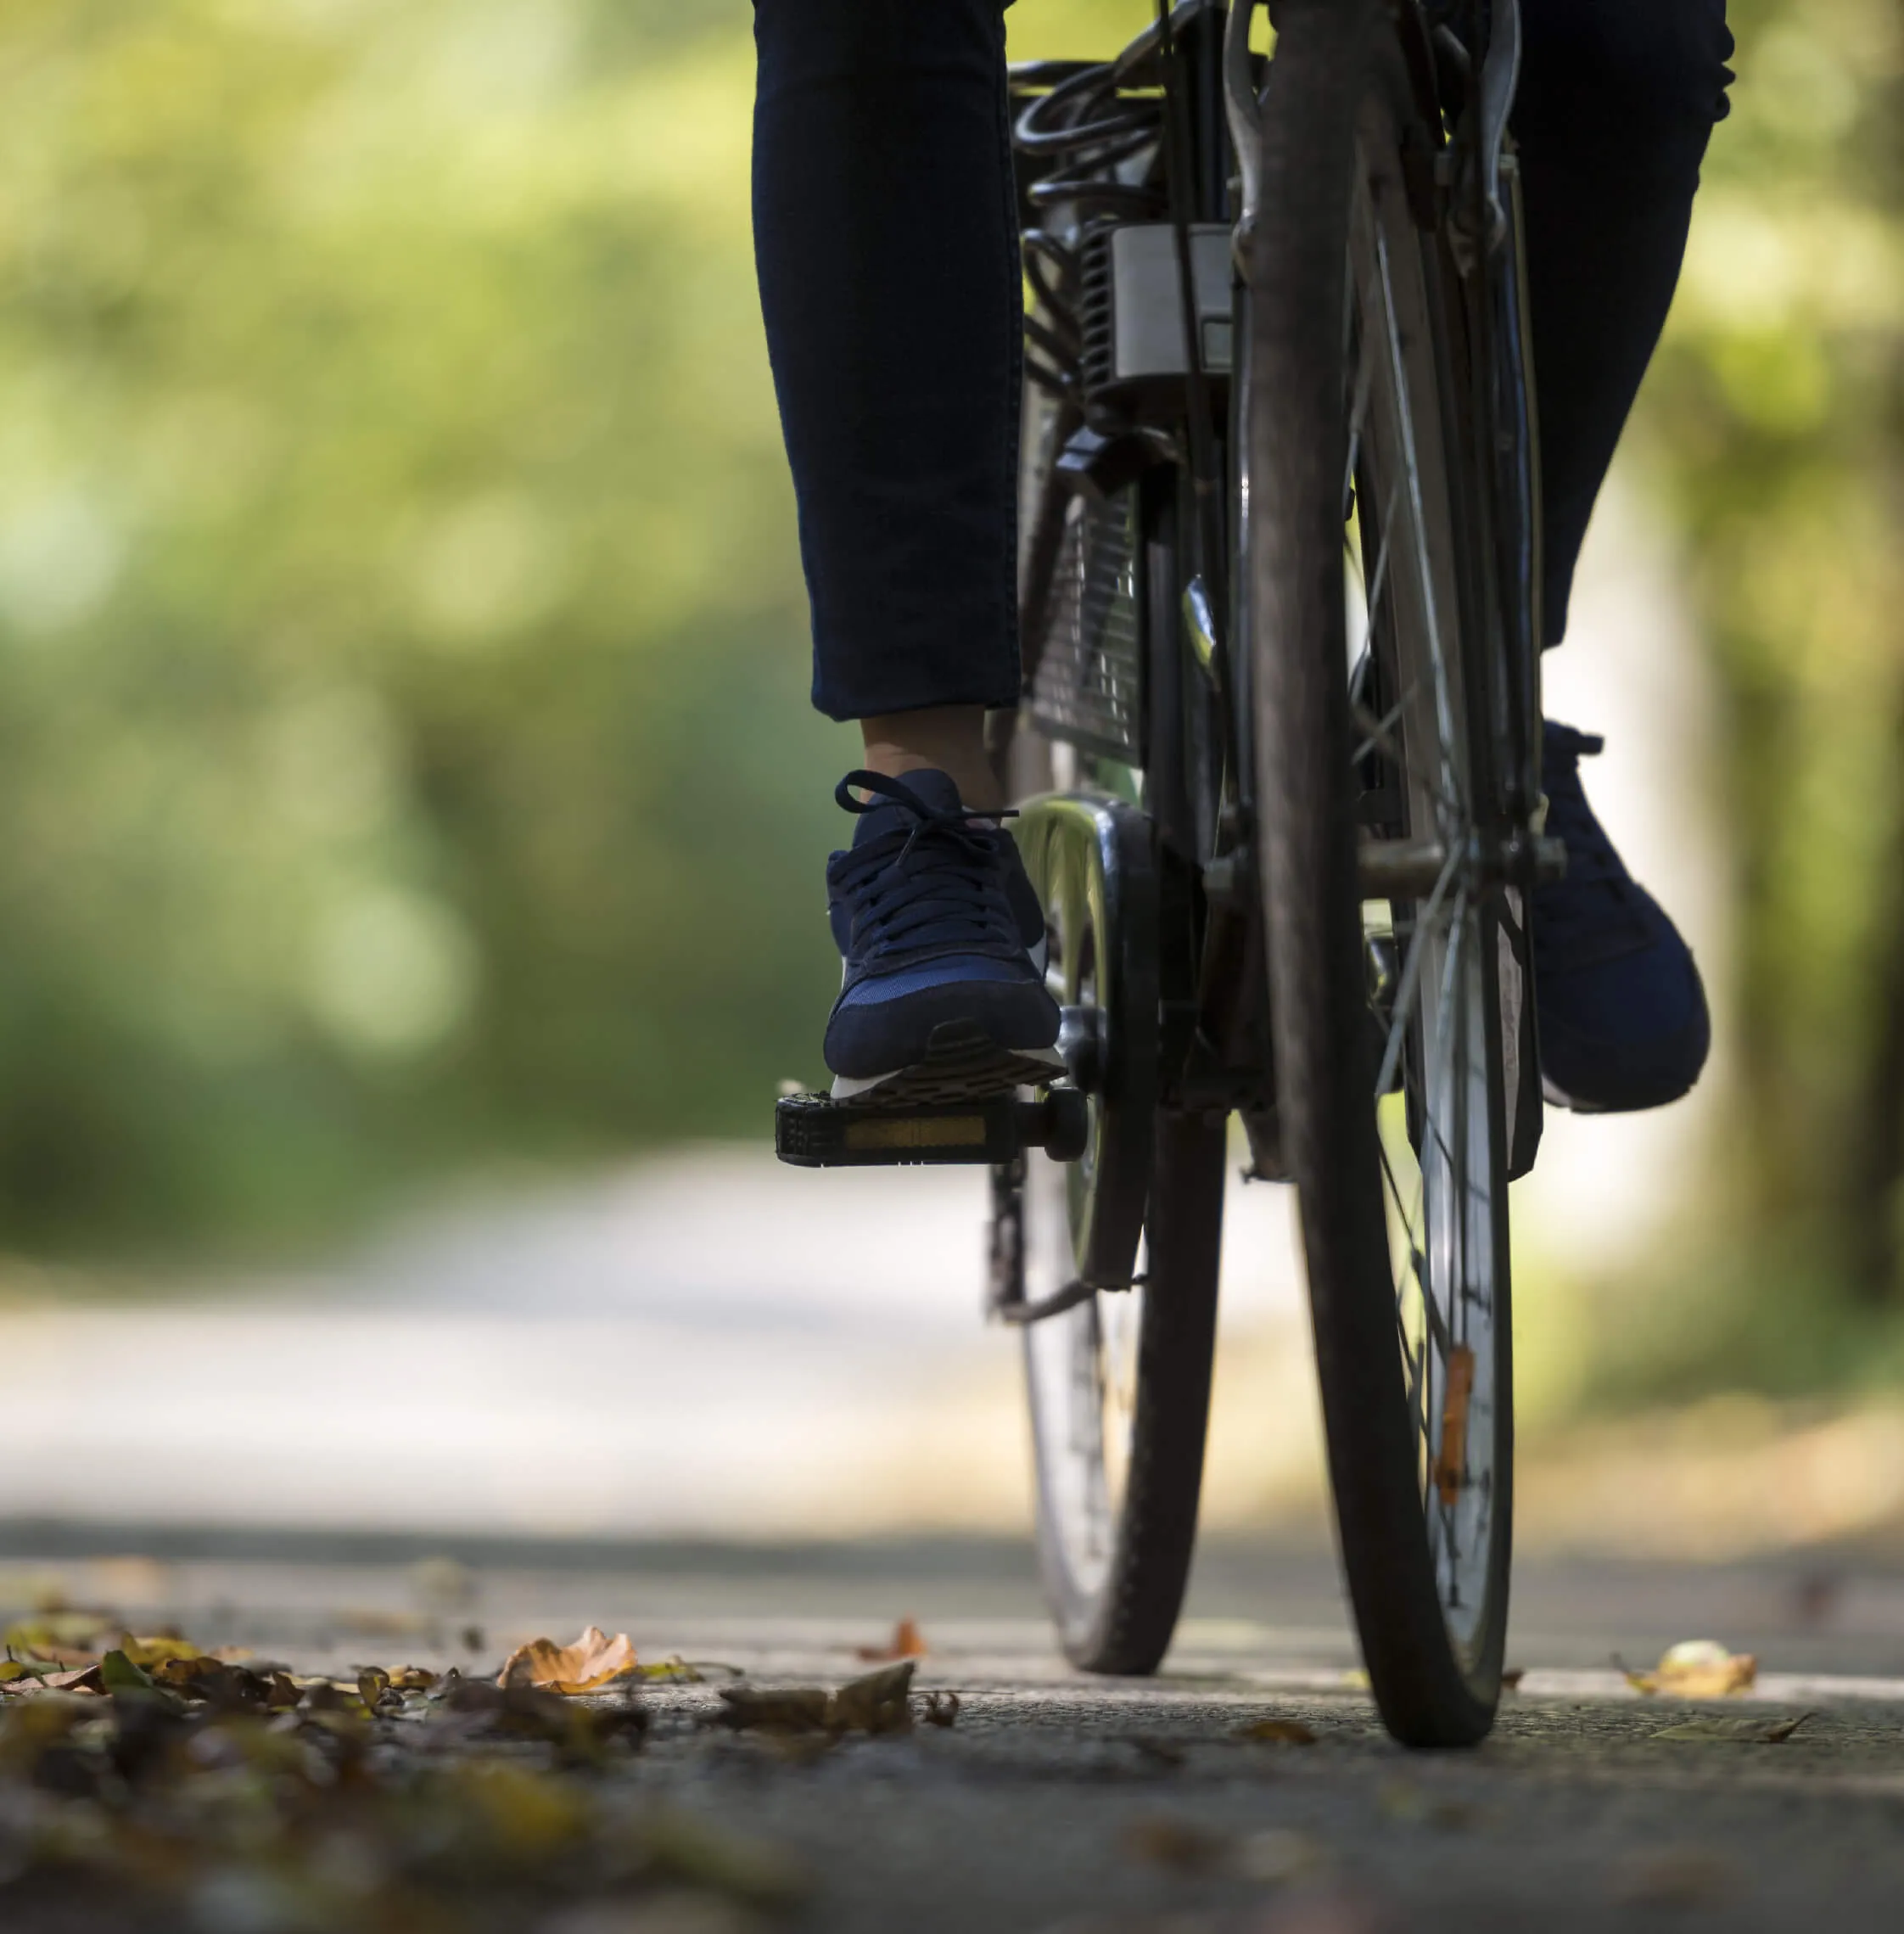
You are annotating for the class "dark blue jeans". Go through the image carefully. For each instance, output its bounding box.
[753,0,1733,723]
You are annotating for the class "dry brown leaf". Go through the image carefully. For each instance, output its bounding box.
[4,1640,99,1668]
[717,1686,833,1735]
[716,1660,919,1739]
[33,1664,104,1695]
[826,1659,916,1735]
[1500,1668,1526,1690]
[1623,1640,1757,1698]
[854,1617,928,1662]
[497,1625,638,1695]
[1235,1717,1318,1746]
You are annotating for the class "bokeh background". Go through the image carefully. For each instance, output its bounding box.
[0,0,1901,1563]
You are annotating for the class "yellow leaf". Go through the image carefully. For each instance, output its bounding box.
[115,1632,205,1668]
[1625,1640,1757,1698]
[497,1625,638,1694]
[1235,1717,1318,1746]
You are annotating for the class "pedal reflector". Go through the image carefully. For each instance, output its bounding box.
[842,1114,988,1153]
[775,1089,1087,1169]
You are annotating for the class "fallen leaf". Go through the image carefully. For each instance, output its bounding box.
[4,1611,115,1655]
[629,1657,708,1685]
[1622,1639,1756,1698]
[1235,1717,1318,1746]
[3,1639,99,1668]
[716,1661,920,1739]
[854,1617,928,1662]
[1652,1712,1810,1744]
[115,1633,205,1668]
[14,1663,105,1695]
[434,1676,647,1760]
[499,1626,639,1695]
[1500,1668,1526,1690]
[715,1686,833,1735]
[100,1649,178,1706]
[148,1656,300,1713]
[826,1660,916,1735]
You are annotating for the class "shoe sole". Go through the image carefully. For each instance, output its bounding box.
[830,1019,1066,1106]
[1540,1073,1697,1116]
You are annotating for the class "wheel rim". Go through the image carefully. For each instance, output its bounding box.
[1022,1155,1146,1606]
[1022,882,1145,1612]
[1343,99,1504,1671]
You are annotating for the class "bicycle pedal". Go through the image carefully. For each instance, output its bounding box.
[775,1087,1088,1169]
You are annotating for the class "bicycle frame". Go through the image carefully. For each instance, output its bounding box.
[1008,0,1548,1149]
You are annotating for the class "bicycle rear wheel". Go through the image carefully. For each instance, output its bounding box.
[1246,0,1513,1746]
[1009,1107,1225,1673]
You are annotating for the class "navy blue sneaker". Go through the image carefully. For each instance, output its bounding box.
[823,768,1062,1103]
[1534,722,1711,1113]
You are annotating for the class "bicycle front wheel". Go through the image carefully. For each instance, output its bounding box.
[1246,0,1514,1746]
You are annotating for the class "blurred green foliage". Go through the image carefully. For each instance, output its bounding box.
[0,0,849,1254]
[3,0,1901,1324]
[1643,0,1904,1331]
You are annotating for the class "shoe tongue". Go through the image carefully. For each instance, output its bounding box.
[849,768,969,849]
[1543,720,1605,773]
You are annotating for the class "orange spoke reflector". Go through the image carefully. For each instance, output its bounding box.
[1433,1345,1476,1505]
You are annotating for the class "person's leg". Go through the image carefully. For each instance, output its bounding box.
[1513,0,1734,643]
[751,0,1021,748]
[1513,0,1733,1113]
[753,0,1053,1096]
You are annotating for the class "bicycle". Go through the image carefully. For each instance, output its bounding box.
[777,0,1560,1749]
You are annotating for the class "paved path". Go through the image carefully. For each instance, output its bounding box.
[8,1533,1904,1931]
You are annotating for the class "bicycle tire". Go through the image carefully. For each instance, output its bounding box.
[1246,0,1514,1746]
[1016,1107,1226,1673]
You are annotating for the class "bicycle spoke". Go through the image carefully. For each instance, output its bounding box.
[1370,225,1465,820]
[1351,678,1420,770]
[1342,324,1377,517]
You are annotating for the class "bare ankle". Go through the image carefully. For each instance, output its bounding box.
[859,706,1003,813]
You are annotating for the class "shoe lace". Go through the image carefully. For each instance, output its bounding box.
[830,770,1022,960]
